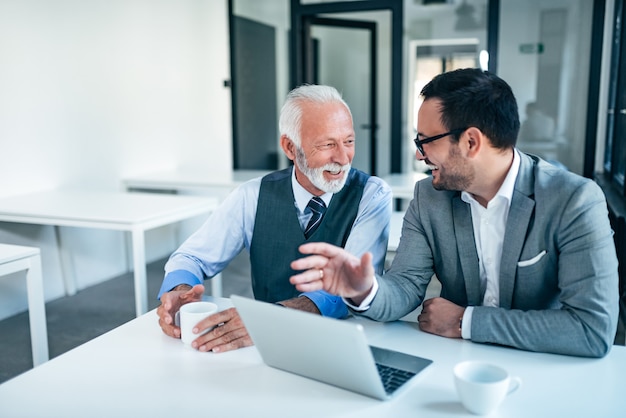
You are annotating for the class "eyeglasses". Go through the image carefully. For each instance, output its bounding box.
[413,128,468,155]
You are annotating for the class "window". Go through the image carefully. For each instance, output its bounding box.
[499,0,596,175]
[604,0,626,191]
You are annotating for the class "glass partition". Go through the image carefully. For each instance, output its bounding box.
[498,0,595,174]
[404,0,488,175]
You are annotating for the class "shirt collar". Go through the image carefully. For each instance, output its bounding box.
[461,148,520,207]
[291,167,333,213]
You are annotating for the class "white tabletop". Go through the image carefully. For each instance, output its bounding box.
[0,190,219,315]
[388,211,404,252]
[0,190,218,230]
[123,168,271,192]
[0,296,623,417]
[0,243,40,264]
[380,172,429,200]
[125,169,427,203]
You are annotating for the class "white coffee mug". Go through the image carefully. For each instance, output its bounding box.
[454,361,521,415]
[175,301,218,346]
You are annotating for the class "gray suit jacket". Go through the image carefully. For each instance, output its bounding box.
[364,152,619,357]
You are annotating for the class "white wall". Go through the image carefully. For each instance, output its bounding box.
[0,0,232,319]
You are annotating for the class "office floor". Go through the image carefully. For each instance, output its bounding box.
[0,252,253,385]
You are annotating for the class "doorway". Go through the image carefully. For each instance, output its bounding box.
[406,39,480,174]
[304,17,377,174]
[231,15,279,170]
[290,0,403,175]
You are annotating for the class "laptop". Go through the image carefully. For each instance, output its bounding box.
[230,294,433,400]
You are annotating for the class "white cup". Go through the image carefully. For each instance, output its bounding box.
[453,361,521,415]
[175,301,218,346]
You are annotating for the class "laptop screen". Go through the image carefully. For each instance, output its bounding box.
[231,295,432,400]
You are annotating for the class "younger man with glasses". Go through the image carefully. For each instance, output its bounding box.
[290,68,619,358]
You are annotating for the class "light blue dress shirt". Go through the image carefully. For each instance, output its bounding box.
[158,168,392,318]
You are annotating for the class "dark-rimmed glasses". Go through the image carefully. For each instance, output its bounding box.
[413,128,468,155]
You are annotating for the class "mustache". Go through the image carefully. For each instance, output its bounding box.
[320,162,350,172]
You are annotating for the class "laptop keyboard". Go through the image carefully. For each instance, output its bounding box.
[375,363,417,395]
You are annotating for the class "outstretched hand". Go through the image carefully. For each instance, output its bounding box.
[289,242,375,305]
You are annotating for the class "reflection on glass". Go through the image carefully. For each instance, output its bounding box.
[616,122,626,185]
[499,0,595,174]
[407,40,479,173]
[404,0,487,174]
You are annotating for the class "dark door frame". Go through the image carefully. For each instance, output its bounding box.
[607,0,625,187]
[584,0,608,178]
[304,16,378,174]
[487,0,499,74]
[290,0,403,173]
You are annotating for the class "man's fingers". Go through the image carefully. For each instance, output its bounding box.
[200,328,253,353]
[157,302,177,336]
[297,242,342,257]
[157,305,174,325]
[158,316,180,338]
[360,251,373,269]
[210,335,254,353]
[162,312,173,325]
[180,284,205,302]
[194,307,237,331]
[195,308,253,353]
[292,279,323,293]
[290,264,326,284]
[290,254,330,272]
[193,308,240,342]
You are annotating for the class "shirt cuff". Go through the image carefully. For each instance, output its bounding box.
[302,291,349,318]
[157,270,202,300]
[342,276,379,311]
[461,306,473,339]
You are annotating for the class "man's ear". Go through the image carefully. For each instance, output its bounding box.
[280,135,296,161]
[464,127,483,158]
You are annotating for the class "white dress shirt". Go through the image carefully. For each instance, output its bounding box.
[460,149,520,338]
[347,150,521,341]
[160,167,392,318]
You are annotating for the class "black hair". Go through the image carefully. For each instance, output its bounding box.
[420,68,520,149]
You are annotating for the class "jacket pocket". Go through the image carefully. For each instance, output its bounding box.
[517,250,547,267]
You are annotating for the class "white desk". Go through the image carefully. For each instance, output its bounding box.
[123,169,271,299]
[380,172,429,201]
[0,296,623,417]
[123,168,271,194]
[388,211,404,252]
[0,191,218,316]
[0,244,48,366]
[125,169,426,202]
[386,212,441,306]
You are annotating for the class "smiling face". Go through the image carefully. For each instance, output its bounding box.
[416,99,474,192]
[281,101,355,195]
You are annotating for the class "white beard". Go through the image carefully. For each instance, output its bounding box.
[295,147,350,194]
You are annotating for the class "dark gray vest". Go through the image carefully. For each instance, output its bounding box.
[249,167,369,303]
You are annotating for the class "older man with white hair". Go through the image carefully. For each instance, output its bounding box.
[156,84,392,353]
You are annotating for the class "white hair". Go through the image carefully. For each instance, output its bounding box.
[278,84,352,147]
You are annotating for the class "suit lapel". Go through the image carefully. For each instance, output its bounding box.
[499,153,536,308]
[452,197,482,305]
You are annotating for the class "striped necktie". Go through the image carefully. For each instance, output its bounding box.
[304,196,327,238]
